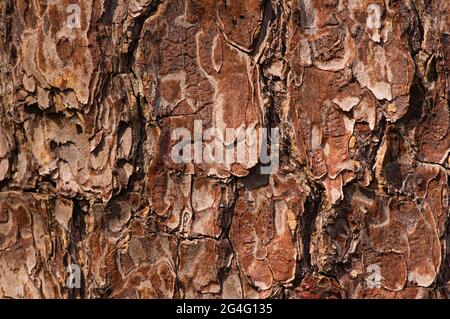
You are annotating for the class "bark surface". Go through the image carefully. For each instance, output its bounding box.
[0,0,449,299]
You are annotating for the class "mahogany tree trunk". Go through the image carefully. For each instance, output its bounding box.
[0,0,449,299]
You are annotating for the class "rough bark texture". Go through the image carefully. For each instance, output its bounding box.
[0,0,449,299]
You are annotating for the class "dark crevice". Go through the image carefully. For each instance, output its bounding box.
[67,199,89,299]
[296,184,323,279]
[398,69,426,130]
[250,0,274,58]
[123,0,162,73]
[100,0,118,25]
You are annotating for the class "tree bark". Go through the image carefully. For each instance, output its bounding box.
[0,0,448,299]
